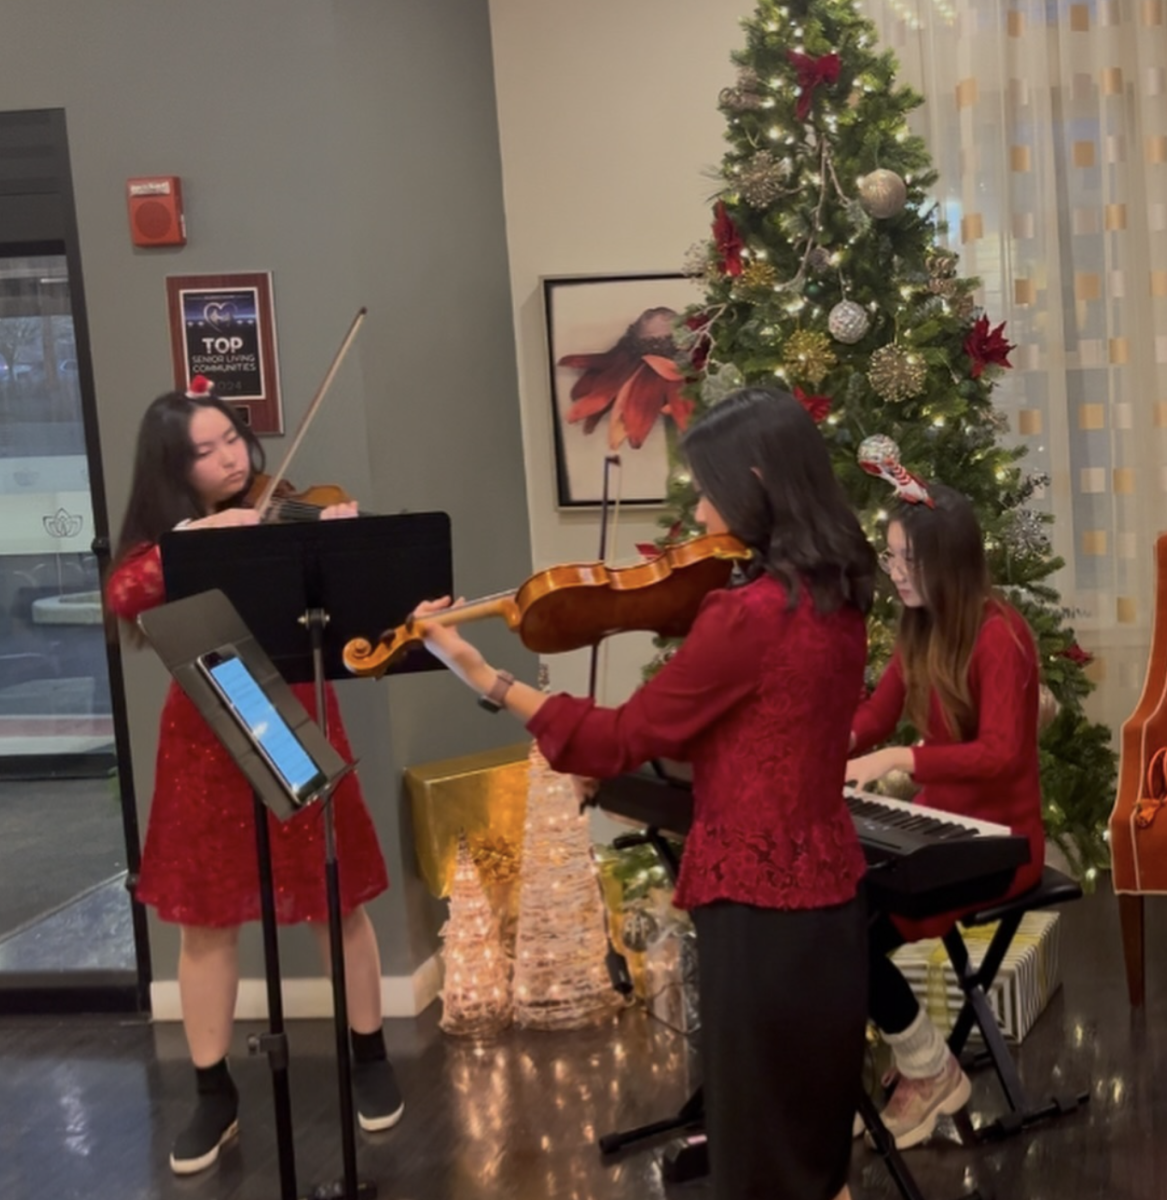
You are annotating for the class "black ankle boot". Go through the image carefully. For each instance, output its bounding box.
[350,1029,404,1132]
[169,1059,239,1176]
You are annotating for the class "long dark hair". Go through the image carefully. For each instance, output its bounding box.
[113,390,263,560]
[680,387,876,615]
[892,482,1016,739]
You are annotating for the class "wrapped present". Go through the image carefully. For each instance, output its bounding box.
[890,910,1061,1043]
[403,743,529,899]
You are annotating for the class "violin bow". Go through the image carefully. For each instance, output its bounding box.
[586,454,622,698]
[252,307,368,522]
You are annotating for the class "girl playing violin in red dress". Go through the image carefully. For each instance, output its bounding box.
[106,380,402,1175]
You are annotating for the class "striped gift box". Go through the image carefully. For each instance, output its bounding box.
[889,910,1061,1043]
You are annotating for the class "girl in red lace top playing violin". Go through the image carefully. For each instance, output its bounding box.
[846,479,1045,1150]
[416,387,878,1200]
[106,380,402,1176]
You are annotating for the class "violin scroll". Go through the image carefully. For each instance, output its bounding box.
[342,634,397,679]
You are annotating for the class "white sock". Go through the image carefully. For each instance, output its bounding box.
[882,1009,949,1079]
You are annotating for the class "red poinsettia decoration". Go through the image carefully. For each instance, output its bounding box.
[560,307,692,450]
[712,201,744,277]
[1059,641,1094,667]
[787,50,841,121]
[793,385,832,424]
[963,315,1015,379]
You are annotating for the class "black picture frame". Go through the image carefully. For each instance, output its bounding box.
[542,272,702,508]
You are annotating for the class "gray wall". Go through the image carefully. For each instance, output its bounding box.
[0,0,533,986]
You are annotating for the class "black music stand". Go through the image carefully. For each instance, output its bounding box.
[151,514,452,1200]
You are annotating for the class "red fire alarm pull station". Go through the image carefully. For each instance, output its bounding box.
[127,176,186,247]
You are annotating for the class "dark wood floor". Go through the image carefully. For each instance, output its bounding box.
[0,881,1162,1200]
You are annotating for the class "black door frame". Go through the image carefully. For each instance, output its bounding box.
[0,107,151,1014]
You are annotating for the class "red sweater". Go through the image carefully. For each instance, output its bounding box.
[528,573,869,912]
[851,601,1045,938]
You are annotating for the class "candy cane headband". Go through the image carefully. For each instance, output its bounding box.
[857,434,934,508]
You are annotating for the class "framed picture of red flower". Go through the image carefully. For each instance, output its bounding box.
[543,273,704,507]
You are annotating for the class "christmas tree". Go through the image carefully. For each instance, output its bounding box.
[439,834,512,1037]
[649,0,1112,878]
[512,744,623,1030]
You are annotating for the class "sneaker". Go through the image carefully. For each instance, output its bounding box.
[169,1089,239,1175]
[855,1065,901,1137]
[353,1058,404,1132]
[872,1053,971,1150]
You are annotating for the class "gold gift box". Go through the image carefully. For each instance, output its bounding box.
[404,743,530,898]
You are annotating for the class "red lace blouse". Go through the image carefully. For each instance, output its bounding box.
[528,574,870,912]
[106,543,388,927]
[851,601,1045,939]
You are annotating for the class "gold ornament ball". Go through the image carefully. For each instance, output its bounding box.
[858,169,908,219]
[1038,684,1061,733]
[781,330,837,387]
[738,260,778,293]
[867,343,927,402]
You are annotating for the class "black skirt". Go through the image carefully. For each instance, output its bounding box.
[692,894,867,1200]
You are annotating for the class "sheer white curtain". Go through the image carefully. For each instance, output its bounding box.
[862,0,1167,737]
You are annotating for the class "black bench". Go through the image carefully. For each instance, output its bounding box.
[941,864,1089,1138]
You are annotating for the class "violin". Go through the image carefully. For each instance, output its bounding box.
[243,472,355,522]
[342,532,753,679]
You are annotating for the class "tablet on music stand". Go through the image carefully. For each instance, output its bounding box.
[138,588,351,822]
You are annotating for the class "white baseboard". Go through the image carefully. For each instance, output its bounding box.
[150,952,443,1022]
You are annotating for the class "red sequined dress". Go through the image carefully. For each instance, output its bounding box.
[528,573,870,912]
[107,544,389,927]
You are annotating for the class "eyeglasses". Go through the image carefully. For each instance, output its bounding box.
[878,548,917,576]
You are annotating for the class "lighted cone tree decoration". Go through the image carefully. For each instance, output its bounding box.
[439,833,513,1037]
[512,744,622,1030]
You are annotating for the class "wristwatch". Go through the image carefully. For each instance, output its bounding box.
[477,670,515,714]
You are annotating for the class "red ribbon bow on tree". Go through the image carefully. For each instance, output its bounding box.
[712,201,744,277]
[793,385,832,424]
[787,51,840,121]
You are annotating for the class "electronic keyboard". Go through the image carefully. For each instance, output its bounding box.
[595,768,1030,919]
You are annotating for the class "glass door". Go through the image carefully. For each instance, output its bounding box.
[0,247,143,1007]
